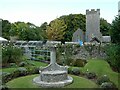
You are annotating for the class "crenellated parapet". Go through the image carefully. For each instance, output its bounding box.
[86,9,100,15]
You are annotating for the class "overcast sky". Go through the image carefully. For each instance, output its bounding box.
[0,0,119,26]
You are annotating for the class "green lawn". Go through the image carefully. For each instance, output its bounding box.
[30,60,48,67]
[6,74,98,88]
[1,60,48,73]
[82,59,119,89]
[0,68,16,73]
[1,59,119,89]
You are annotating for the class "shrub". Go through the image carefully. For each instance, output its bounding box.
[74,59,87,67]
[26,66,39,74]
[36,56,44,61]
[1,72,12,83]
[1,84,9,90]
[18,61,28,67]
[100,82,116,89]
[97,75,110,85]
[105,44,120,72]
[2,44,23,67]
[13,67,28,78]
[85,72,96,79]
[10,63,18,68]
[68,67,72,74]
[72,67,80,75]
[34,67,39,74]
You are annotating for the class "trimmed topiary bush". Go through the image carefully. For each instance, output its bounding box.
[34,67,39,74]
[74,59,87,67]
[100,82,117,89]
[72,67,80,75]
[17,67,28,76]
[1,84,9,90]
[26,66,39,75]
[97,75,110,85]
[18,61,28,67]
[1,72,12,83]
[85,72,96,79]
[10,63,18,68]
[13,67,28,78]
[68,67,72,74]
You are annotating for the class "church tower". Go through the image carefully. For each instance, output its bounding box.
[85,9,102,42]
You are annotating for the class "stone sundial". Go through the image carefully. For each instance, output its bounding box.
[33,42,73,88]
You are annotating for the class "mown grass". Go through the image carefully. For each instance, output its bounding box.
[82,59,119,89]
[6,74,98,88]
[1,59,119,89]
[1,60,48,73]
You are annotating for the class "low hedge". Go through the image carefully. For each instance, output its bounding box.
[97,75,110,85]
[85,72,96,79]
[71,67,80,75]
[100,82,117,89]
[1,66,40,83]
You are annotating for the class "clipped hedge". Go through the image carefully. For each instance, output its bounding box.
[1,72,13,83]
[1,66,40,83]
[100,82,116,89]
[72,67,80,75]
[85,72,96,79]
[74,59,87,67]
[97,75,110,85]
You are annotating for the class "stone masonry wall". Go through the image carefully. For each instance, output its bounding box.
[72,44,107,60]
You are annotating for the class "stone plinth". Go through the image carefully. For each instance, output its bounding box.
[33,46,73,88]
[33,75,73,88]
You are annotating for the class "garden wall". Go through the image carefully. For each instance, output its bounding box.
[72,44,107,60]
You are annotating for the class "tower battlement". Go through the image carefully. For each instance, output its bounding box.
[86,9,100,14]
[86,9,102,42]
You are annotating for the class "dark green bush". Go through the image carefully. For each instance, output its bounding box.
[1,84,9,90]
[97,75,110,85]
[1,72,12,83]
[17,67,28,76]
[34,67,39,74]
[10,63,18,68]
[2,44,23,67]
[72,67,80,75]
[74,59,87,67]
[13,69,20,78]
[105,44,120,72]
[26,66,39,74]
[100,82,116,89]
[18,61,28,67]
[13,67,28,78]
[68,67,72,74]
[85,72,96,79]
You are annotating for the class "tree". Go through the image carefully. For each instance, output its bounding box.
[106,15,120,72]
[110,16,120,44]
[2,20,11,39]
[46,19,67,40]
[100,18,111,36]
[39,22,48,39]
[60,14,86,41]
[2,44,23,66]
[9,22,45,41]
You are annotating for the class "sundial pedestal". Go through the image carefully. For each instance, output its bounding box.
[33,46,73,88]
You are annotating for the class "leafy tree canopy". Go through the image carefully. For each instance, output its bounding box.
[46,18,67,41]
[110,16,120,44]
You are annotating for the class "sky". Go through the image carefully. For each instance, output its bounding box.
[0,0,119,26]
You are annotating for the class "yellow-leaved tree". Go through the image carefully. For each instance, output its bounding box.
[46,19,67,41]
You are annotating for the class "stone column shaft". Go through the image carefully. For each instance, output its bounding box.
[50,47,56,64]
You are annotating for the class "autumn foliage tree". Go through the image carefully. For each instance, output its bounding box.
[46,19,67,41]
